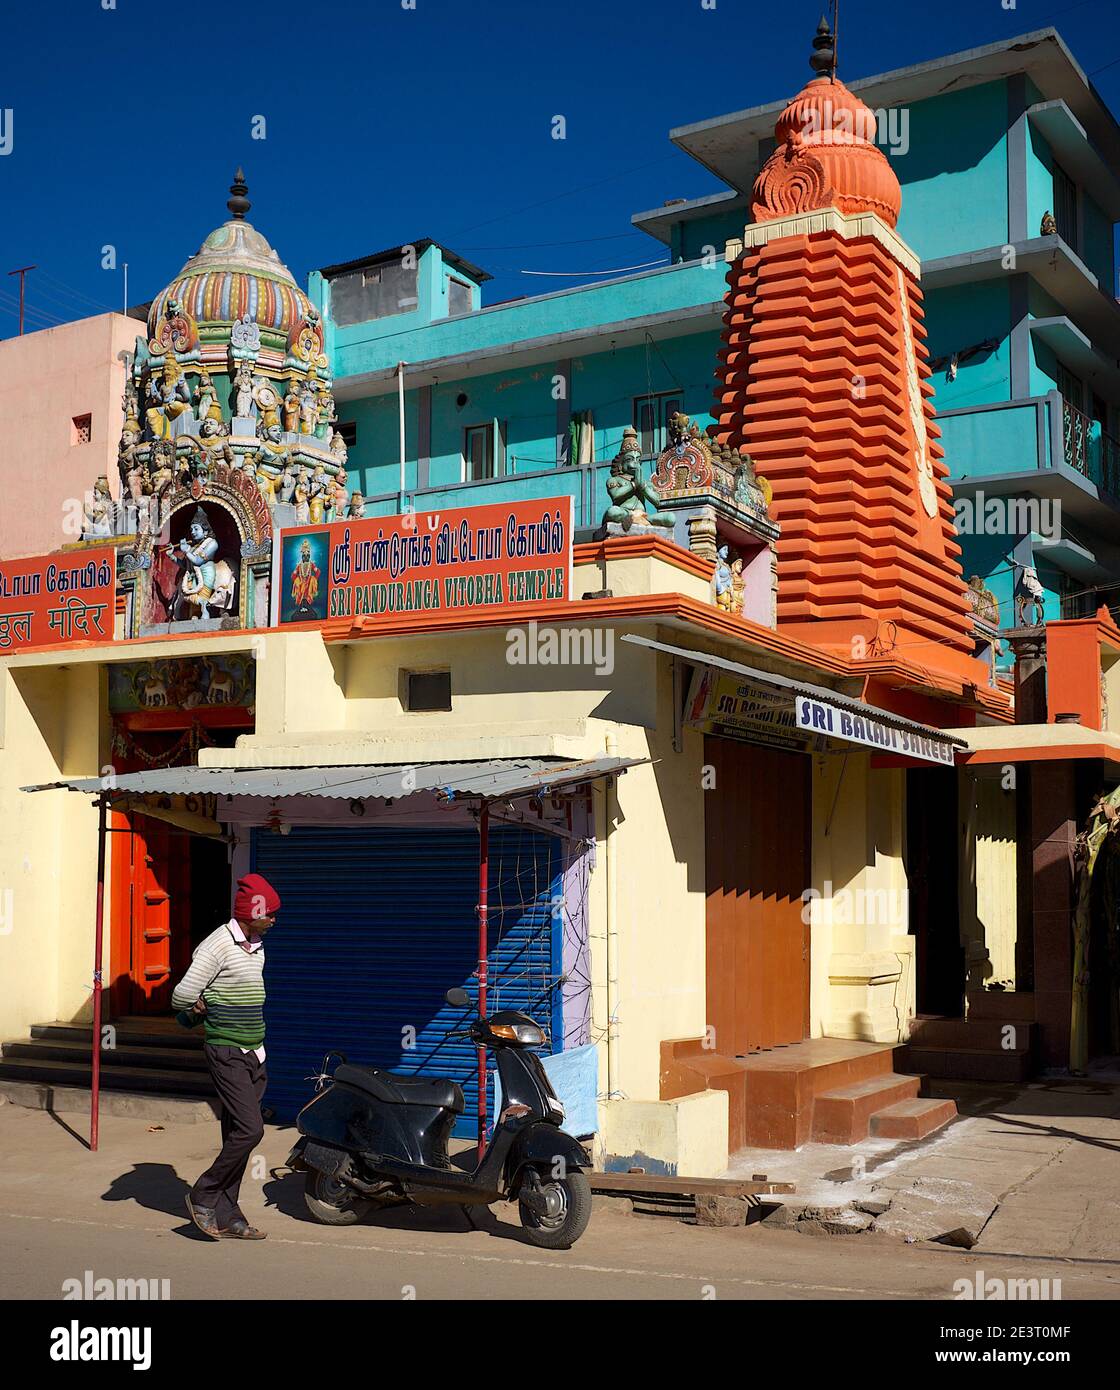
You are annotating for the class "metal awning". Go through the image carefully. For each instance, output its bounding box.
[22,755,648,803]
[622,634,968,762]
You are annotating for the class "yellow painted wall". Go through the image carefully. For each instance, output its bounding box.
[959,768,1018,990]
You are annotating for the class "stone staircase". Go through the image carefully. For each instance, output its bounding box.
[895,992,1037,1084]
[662,1036,957,1151]
[0,1018,215,1101]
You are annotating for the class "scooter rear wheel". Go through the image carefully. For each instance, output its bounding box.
[304,1168,374,1226]
[518,1168,592,1249]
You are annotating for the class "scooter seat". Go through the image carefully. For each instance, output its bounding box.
[335,1064,465,1113]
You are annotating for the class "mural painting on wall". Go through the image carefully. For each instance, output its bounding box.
[108,654,255,713]
[273,499,573,626]
[78,172,359,638]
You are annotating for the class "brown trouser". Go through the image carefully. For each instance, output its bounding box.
[191,1044,266,1226]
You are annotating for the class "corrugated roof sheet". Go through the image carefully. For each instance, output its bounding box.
[621,634,969,749]
[22,756,648,803]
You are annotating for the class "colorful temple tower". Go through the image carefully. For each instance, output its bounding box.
[715,21,980,683]
[83,172,354,637]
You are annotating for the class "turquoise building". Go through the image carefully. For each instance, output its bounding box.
[310,27,1120,652]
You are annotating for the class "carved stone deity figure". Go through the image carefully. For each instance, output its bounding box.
[1016,565,1046,628]
[714,545,733,611]
[308,464,328,522]
[332,468,349,519]
[347,490,365,519]
[253,376,282,434]
[194,371,223,426]
[282,375,301,434]
[122,377,142,435]
[276,460,297,505]
[329,429,349,467]
[82,475,115,538]
[603,426,675,531]
[293,468,311,525]
[145,359,192,439]
[299,376,319,435]
[233,360,256,419]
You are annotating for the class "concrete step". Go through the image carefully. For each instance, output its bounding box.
[908,1017,1036,1051]
[896,1044,1033,1083]
[0,1078,217,1124]
[870,1097,957,1140]
[3,1039,209,1071]
[966,991,1035,1023]
[812,1073,921,1144]
[30,1022,203,1050]
[0,1056,216,1096]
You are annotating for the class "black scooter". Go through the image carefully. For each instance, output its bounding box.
[286,987,592,1249]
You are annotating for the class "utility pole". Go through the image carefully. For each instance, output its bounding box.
[123,263,128,315]
[7,265,36,335]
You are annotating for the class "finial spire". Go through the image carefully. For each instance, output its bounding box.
[810,11,837,80]
[227,168,251,220]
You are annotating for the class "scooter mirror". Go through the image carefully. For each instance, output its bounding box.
[445,986,471,1009]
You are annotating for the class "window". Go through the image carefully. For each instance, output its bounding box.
[337,420,357,447]
[448,278,472,317]
[1057,363,1085,413]
[71,414,92,445]
[329,261,419,326]
[463,421,506,481]
[633,392,683,458]
[1053,162,1078,250]
[404,669,451,712]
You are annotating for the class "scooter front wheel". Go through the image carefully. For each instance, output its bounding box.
[304,1168,374,1226]
[518,1168,592,1249]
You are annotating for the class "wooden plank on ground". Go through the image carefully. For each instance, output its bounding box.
[590,1172,794,1198]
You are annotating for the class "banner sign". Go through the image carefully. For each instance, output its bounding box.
[794,695,957,766]
[684,666,807,753]
[272,498,573,627]
[0,549,115,652]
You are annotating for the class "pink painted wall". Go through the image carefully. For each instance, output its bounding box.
[0,313,139,560]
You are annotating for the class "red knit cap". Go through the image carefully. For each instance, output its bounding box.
[234,873,281,923]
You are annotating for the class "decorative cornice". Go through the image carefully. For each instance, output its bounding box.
[726,207,921,279]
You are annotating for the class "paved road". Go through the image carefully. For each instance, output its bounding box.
[1,1103,1117,1301]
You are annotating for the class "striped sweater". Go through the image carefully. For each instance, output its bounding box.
[172,923,266,1049]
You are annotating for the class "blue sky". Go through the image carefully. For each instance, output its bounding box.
[0,0,1117,332]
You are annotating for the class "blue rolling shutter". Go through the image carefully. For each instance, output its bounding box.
[251,823,562,1135]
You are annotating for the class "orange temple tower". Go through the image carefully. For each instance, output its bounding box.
[715,20,982,688]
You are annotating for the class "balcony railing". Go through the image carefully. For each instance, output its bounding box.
[1063,399,1120,496]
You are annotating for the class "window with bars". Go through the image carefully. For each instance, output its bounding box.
[1053,162,1078,250]
[71,414,92,445]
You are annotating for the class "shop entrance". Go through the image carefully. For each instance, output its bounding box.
[703,736,811,1052]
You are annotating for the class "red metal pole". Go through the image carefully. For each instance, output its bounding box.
[90,795,108,1152]
[476,801,490,1160]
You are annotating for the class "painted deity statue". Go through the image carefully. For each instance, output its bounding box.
[166,507,234,620]
[329,429,348,467]
[603,426,674,531]
[194,371,223,426]
[290,538,320,616]
[293,468,311,525]
[233,361,255,418]
[347,489,365,519]
[714,545,733,611]
[282,376,301,434]
[82,475,115,538]
[307,464,328,523]
[299,376,319,435]
[253,377,282,434]
[145,359,192,440]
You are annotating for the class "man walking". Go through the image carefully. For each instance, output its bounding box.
[172,872,281,1240]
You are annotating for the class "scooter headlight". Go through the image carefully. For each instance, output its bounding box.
[490,1021,545,1046]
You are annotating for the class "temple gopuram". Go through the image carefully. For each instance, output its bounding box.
[79,171,353,636]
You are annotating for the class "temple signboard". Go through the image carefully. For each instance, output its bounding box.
[272,498,573,626]
[0,549,115,652]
